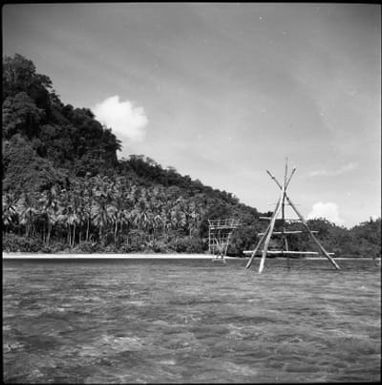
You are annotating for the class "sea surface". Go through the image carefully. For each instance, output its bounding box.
[3,257,381,383]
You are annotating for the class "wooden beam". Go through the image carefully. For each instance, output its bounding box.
[266,167,296,191]
[285,194,340,270]
[281,159,288,243]
[223,232,232,256]
[259,217,302,222]
[265,169,340,270]
[244,250,335,255]
[208,225,211,253]
[246,218,273,269]
[286,167,296,189]
[257,230,319,236]
[284,158,288,187]
[259,217,301,223]
[259,188,284,273]
[246,194,284,270]
[209,225,239,230]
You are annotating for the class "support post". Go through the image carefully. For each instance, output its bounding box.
[208,223,211,253]
[259,194,283,273]
[281,159,289,264]
[246,220,273,269]
[224,232,231,257]
[284,195,340,270]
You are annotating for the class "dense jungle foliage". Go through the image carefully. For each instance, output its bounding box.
[2,54,381,258]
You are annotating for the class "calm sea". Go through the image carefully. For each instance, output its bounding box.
[3,258,381,383]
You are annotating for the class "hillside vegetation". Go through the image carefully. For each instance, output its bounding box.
[2,54,381,258]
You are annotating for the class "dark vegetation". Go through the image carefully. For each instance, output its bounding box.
[2,54,381,258]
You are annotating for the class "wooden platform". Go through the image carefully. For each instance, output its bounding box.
[208,218,240,230]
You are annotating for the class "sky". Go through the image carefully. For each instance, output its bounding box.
[3,3,381,228]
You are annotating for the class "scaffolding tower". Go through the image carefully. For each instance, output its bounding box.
[208,218,240,260]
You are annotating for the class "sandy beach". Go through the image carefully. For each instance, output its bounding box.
[2,252,243,260]
[2,252,377,261]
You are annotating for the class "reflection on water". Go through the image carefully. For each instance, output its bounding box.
[3,258,381,383]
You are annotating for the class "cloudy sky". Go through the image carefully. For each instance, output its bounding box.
[3,3,381,227]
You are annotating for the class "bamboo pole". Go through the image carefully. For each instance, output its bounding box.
[265,168,340,270]
[247,164,287,272]
[244,250,335,255]
[285,234,290,269]
[257,230,318,235]
[266,168,296,191]
[259,193,283,273]
[282,159,288,262]
[286,167,296,188]
[259,217,302,222]
[284,195,341,270]
[245,220,273,269]
[224,232,231,257]
[208,224,211,253]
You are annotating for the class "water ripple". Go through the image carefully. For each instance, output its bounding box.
[3,258,381,383]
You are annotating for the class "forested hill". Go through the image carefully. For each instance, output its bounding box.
[2,54,381,258]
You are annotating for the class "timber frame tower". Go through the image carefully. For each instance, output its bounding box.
[208,218,240,258]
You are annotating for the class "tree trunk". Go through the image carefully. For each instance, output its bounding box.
[46,223,51,246]
[68,224,71,247]
[72,224,76,248]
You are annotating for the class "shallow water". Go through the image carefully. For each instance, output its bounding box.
[3,258,381,383]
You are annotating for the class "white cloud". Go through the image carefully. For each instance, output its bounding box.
[93,95,148,142]
[308,162,358,177]
[307,202,344,225]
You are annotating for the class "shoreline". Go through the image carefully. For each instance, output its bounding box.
[2,252,379,261]
[2,252,240,260]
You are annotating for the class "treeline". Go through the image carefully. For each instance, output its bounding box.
[273,217,381,259]
[2,174,260,254]
[2,54,381,258]
[2,178,380,257]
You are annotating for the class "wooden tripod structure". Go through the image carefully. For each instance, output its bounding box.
[245,160,341,273]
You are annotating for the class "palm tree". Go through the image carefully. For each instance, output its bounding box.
[82,176,96,242]
[57,206,74,248]
[71,192,82,247]
[39,186,60,246]
[57,189,80,248]
[17,192,37,237]
[91,195,111,246]
[186,200,201,237]
[2,192,18,233]
[153,213,164,238]
[162,205,172,238]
